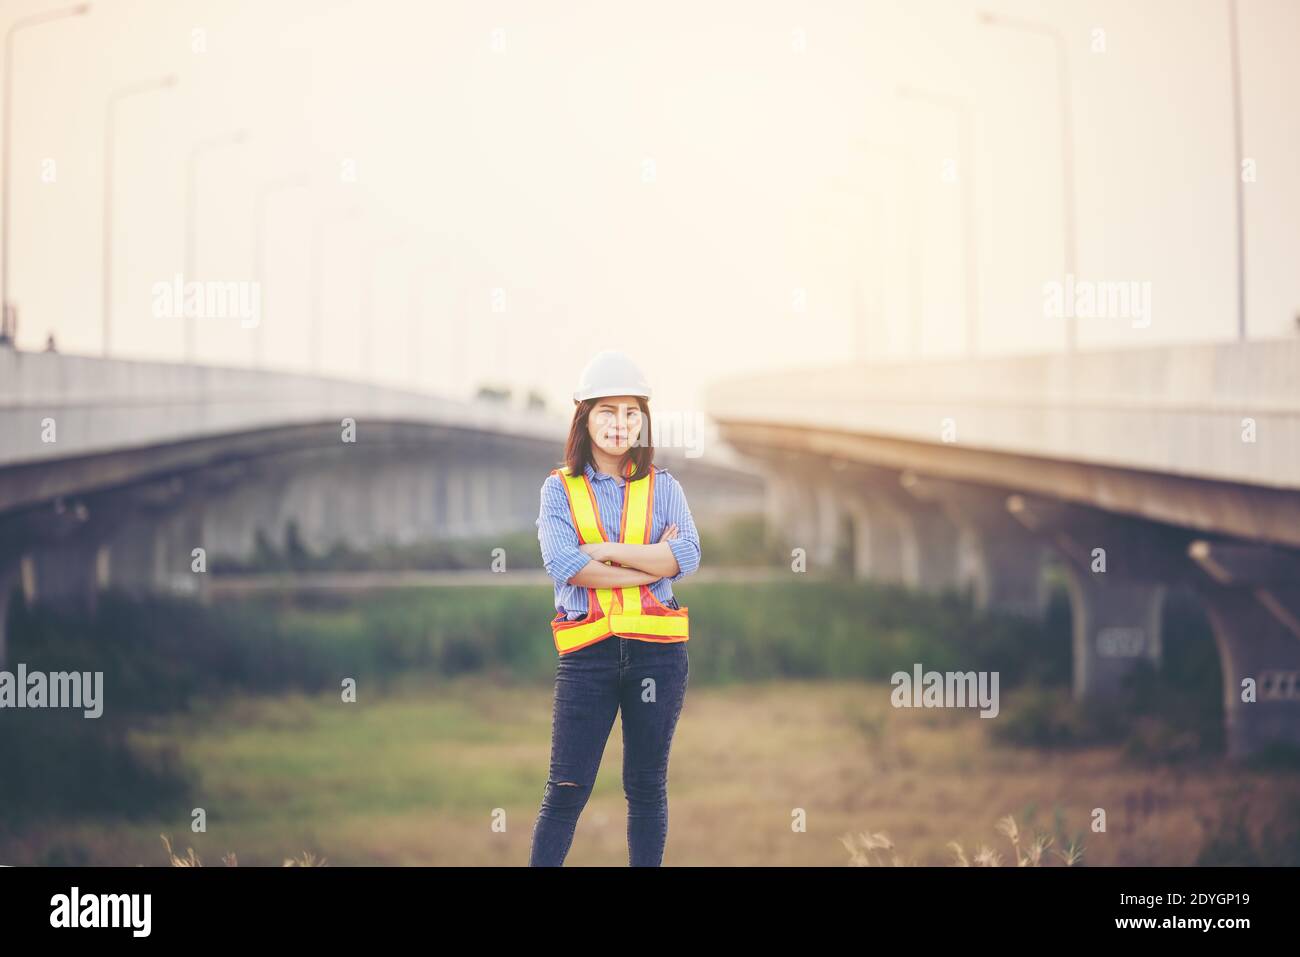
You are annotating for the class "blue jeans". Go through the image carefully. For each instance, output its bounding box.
[529,617,690,866]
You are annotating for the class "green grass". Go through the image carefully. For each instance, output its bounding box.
[5,674,1299,866]
[217,512,784,574]
[0,573,1271,865]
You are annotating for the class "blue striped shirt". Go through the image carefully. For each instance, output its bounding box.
[537,461,701,620]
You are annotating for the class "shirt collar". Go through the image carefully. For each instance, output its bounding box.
[585,461,628,484]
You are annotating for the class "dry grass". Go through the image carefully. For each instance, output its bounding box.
[161,833,325,867]
[841,814,1085,866]
[6,678,1296,866]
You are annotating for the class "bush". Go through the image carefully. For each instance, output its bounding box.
[1197,794,1300,866]
[0,709,194,823]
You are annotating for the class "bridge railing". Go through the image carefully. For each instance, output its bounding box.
[705,339,1300,490]
[0,350,568,467]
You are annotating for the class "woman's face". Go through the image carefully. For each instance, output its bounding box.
[586,395,644,456]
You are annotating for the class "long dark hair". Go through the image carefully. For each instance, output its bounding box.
[563,396,655,482]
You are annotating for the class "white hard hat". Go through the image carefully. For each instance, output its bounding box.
[572,350,653,402]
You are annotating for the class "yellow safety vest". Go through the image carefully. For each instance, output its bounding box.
[549,461,691,655]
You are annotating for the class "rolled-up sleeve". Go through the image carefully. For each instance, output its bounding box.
[660,472,701,582]
[537,475,592,586]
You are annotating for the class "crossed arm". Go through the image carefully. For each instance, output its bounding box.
[537,473,701,590]
[571,527,680,587]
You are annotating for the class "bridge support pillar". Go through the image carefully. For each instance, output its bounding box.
[1190,541,1300,761]
[763,472,817,558]
[204,472,291,559]
[964,527,1047,618]
[104,518,164,595]
[25,539,108,616]
[468,463,496,539]
[810,482,845,568]
[111,509,206,598]
[154,505,207,599]
[844,495,905,585]
[902,475,1046,617]
[903,506,963,593]
[1060,563,1164,701]
[1006,494,1201,700]
[834,466,961,592]
[86,478,210,601]
[1196,585,1300,761]
[0,553,22,670]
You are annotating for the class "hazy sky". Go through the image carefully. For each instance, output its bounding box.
[10,0,1300,415]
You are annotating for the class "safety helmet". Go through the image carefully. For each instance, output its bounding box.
[572,350,653,402]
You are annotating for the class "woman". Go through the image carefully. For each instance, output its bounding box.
[529,350,701,867]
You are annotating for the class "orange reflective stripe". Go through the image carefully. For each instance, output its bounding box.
[622,469,651,544]
[552,587,618,653]
[628,468,652,544]
[594,585,616,618]
[549,463,690,655]
[557,467,604,545]
[617,587,636,614]
[554,615,612,653]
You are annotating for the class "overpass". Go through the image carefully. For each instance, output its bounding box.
[707,338,1300,761]
[0,348,762,667]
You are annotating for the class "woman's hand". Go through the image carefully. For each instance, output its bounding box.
[580,526,674,566]
[579,542,610,563]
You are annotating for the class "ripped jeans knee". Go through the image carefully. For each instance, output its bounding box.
[543,778,591,817]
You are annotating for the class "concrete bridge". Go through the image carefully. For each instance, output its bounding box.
[707,338,1300,760]
[0,348,762,667]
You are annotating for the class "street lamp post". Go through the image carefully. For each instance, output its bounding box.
[309,207,360,374]
[1,3,91,344]
[251,173,309,369]
[403,244,439,388]
[897,85,980,358]
[408,265,422,388]
[824,178,888,361]
[102,74,177,357]
[183,129,246,363]
[978,11,1078,354]
[360,235,408,381]
[846,138,922,357]
[1227,0,1246,341]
